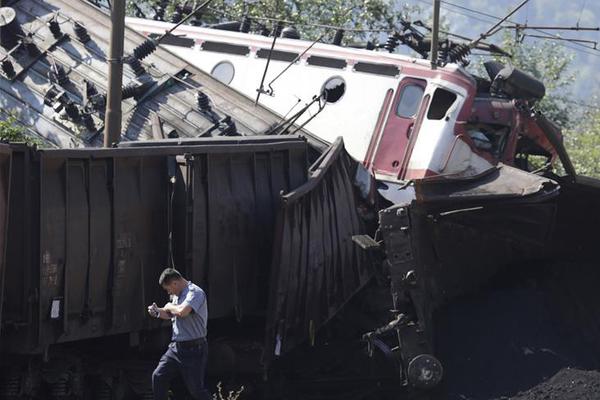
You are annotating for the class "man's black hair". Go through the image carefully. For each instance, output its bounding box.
[159,268,182,286]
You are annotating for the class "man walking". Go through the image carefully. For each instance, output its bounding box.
[148,268,209,400]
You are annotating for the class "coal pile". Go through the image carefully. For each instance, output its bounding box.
[508,368,600,400]
[431,263,600,400]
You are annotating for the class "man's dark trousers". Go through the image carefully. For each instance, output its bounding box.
[152,340,209,400]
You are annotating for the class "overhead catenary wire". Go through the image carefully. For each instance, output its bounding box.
[205,6,395,34]
[420,0,600,57]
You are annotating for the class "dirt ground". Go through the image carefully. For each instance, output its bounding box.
[431,263,600,400]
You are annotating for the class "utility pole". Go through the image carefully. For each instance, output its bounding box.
[430,0,440,70]
[104,0,126,147]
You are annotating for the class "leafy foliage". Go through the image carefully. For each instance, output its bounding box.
[564,104,600,178]
[0,116,28,142]
[0,115,43,145]
[127,0,418,43]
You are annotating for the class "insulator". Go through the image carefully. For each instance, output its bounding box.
[271,22,283,38]
[127,57,146,77]
[50,377,70,397]
[43,85,61,106]
[64,102,80,121]
[1,59,15,78]
[81,113,95,131]
[447,44,471,65]
[22,38,39,56]
[93,381,112,400]
[239,16,251,33]
[333,29,344,46]
[84,79,97,97]
[48,19,61,38]
[171,7,183,23]
[132,38,157,61]
[257,24,269,37]
[73,22,90,43]
[196,91,210,111]
[281,26,300,39]
[49,63,69,86]
[219,116,237,136]
[139,391,154,400]
[153,6,165,21]
[122,81,152,101]
[0,375,21,396]
[122,83,138,100]
[384,35,399,53]
[93,94,106,111]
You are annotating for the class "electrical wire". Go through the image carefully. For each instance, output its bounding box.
[444,0,600,55]
[411,0,600,57]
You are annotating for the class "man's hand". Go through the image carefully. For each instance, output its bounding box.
[147,303,173,320]
[147,303,160,318]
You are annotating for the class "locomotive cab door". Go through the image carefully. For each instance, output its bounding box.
[368,77,427,178]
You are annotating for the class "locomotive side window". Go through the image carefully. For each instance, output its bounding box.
[396,84,424,118]
[427,88,457,120]
[211,61,235,85]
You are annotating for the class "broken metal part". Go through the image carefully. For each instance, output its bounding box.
[73,21,90,43]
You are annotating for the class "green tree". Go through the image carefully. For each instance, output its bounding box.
[0,116,28,142]
[128,0,416,43]
[564,104,600,178]
[0,115,42,145]
[483,31,575,128]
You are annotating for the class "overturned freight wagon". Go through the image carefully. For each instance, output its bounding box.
[0,136,372,398]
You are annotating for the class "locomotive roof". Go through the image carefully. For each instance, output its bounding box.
[0,0,305,148]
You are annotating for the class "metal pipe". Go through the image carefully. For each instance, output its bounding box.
[104,0,126,147]
[430,0,440,70]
